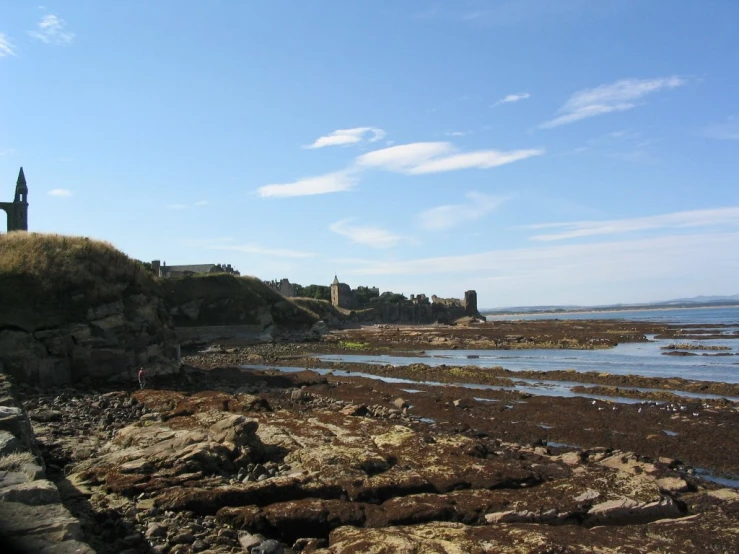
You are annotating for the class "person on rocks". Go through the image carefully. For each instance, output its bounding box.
[138,367,146,389]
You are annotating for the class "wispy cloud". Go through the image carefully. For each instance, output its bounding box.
[418,192,509,231]
[701,117,739,141]
[493,92,530,106]
[356,142,544,174]
[29,14,75,45]
[258,170,357,198]
[304,127,386,149]
[330,219,402,249]
[444,131,470,137]
[194,200,209,206]
[0,148,17,157]
[523,207,739,241]
[0,33,16,57]
[208,243,316,259]
[540,77,686,129]
[338,232,739,281]
[48,188,72,197]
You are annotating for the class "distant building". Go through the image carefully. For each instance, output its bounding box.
[264,278,295,297]
[0,167,29,232]
[330,275,357,309]
[151,260,240,278]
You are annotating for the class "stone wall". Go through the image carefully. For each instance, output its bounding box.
[0,293,180,387]
[0,374,94,553]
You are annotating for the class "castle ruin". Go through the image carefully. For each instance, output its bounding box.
[0,168,29,232]
[328,275,484,323]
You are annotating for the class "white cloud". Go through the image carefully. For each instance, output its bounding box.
[356,142,544,174]
[167,203,187,210]
[208,243,316,259]
[356,142,452,172]
[0,33,16,57]
[541,76,686,128]
[493,92,530,106]
[29,14,76,44]
[194,200,209,206]
[338,232,739,280]
[304,127,386,149]
[524,207,739,241]
[330,219,402,249]
[48,188,72,197]
[419,192,508,231]
[0,148,16,156]
[258,170,357,198]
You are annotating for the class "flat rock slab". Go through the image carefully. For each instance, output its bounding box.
[314,517,739,554]
[0,500,83,543]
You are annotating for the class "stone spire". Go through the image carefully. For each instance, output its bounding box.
[14,167,28,202]
[332,275,340,286]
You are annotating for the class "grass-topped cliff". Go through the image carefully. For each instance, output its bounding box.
[0,232,157,331]
[160,273,319,329]
[0,232,320,332]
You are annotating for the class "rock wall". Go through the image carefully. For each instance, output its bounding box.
[0,374,94,553]
[0,293,180,387]
[342,300,485,325]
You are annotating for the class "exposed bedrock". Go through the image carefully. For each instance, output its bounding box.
[0,295,180,387]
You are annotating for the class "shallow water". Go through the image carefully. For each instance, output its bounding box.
[695,468,739,488]
[317,337,739,384]
[244,364,739,404]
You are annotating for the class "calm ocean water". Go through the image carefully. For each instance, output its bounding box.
[483,305,739,325]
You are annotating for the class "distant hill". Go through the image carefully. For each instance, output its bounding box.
[483,295,739,315]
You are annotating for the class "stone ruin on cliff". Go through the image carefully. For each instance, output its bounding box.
[0,167,29,233]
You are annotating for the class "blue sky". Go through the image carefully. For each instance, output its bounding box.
[1,1,738,308]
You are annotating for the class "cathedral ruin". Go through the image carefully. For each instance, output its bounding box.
[0,168,29,232]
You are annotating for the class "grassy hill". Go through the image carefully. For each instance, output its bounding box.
[0,232,157,331]
[160,273,320,329]
[0,232,320,333]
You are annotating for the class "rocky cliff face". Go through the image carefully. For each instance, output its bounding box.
[160,274,320,345]
[0,233,181,386]
[0,292,180,387]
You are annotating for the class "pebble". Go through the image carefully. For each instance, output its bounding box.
[170,532,195,545]
[146,523,167,539]
[238,531,263,551]
[253,538,285,554]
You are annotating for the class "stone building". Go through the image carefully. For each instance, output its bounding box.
[330,275,357,309]
[264,278,295,297]
[151,260,239,278]
[0,167,29,232]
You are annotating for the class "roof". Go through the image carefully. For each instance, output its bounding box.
[332,275,340,285]
[162,264,218,274]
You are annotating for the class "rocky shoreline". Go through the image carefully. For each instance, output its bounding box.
[2,319,738,552]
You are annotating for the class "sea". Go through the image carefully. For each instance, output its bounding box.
[482,305,739,325]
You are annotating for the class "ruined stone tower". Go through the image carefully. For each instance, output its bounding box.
[330,275,356,309]
[0,168,29,232]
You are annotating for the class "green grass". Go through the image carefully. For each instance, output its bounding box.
[339,340,369,350]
